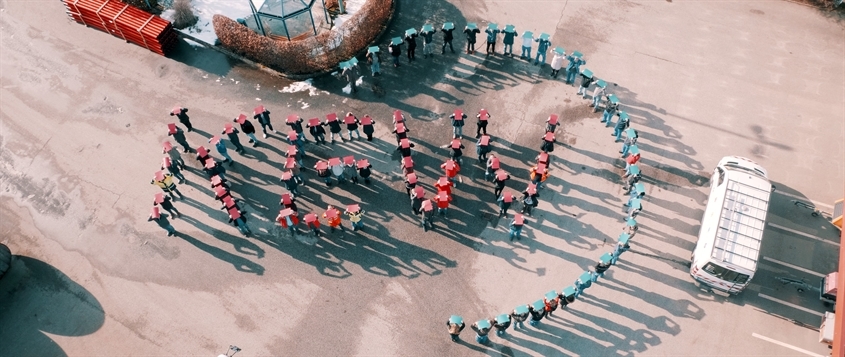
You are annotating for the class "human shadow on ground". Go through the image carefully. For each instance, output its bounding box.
[176,231,265,275]
[0,256,105,357]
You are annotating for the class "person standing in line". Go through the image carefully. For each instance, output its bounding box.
[527,300,546,326]
[449,109,467,138]
[303,212,321,237]
[161,157,185,183]
[613,111,630,142]
[388,37,402,68]
[361,115,375,141]
[222,123,245,153]
[434,176,454,197]
[502,25,516,57]
[591,253,613,282]
[228,207,252,237]
[315,160,332,186]
[486,155,500,182]
[476,135,490,163]
[170,107,193,132]
[577,68,595,98]
[148,207,176,236]
[601,95,619,127]
[521,184,538,216]
[420,24,435,59]
[168,123,194,153]
[343,156,359,184]
[400,156,415,176]
[510,305,529,329]
[410,186,425,214]
[435,191,452,216]
[463,23,480,54]
[611,233,631,265]
[366,46,381,76]
[545,114,559,133]
[279,193,298,213]
[162,141,185,170]
[440,22,455,54]
[280,171,301,197]
[341,61,359,94]
[449,139,465,166]
[393,122,410,146]
[621,128,638,157]
[195,146,211,167]
[204,158,227,181]
[154,192,181,218]
[493,314,512,336]
[476,109,490,138]
[484,23,500,55]
[151,170,183,200]
[345,204,365,231]
[287,145,304,168]
[307,118,327,144]
[446,315,465,342]
[497,191,514,216]
[276,208,299,237]
[405,29,418,62]
[541,132,556,153]
[405,172,418,197]
[253,105,276,138]
[509,213,524,241]
[420,199,435,231]
[357,159,373,185]
[441,159,460,187]
[536,151,551,167]
[323,205,344,232]
[344,112,361,140]
[565,52,586,85]
[592,80,607,110]
[550,48,565,78]
[325,113,344,143]
[493,170,510,198]
[519,31,533,60]
[234,114,259,147]
[471,319,493,344]
[286,114,306,143]
[534,33,550,66]
[393,109,409,128]
[329,157,347,184]
[285,157,303,185]
[209,135,234,166]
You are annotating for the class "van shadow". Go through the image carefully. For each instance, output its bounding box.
[0,256,106,357]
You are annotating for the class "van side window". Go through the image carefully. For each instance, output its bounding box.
[716,167,725,186]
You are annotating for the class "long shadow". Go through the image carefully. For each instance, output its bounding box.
[580,294,682,335]
[0,256,105,356]
[602,264,709,317]
[176,232,265,275]
[168,38,239,77]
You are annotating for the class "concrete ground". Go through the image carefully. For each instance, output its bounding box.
[0,0,843,356]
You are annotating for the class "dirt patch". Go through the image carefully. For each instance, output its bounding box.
[641,163,709,189]
[560,103,596,125]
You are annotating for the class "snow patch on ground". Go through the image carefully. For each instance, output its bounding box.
[167,0,255,45]
[279,79,326,97]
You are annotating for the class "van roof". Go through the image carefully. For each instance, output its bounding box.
[711,178,771,271]
[718,156,768,179]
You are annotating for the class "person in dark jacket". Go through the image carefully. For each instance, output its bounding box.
[420,25,435,59]
[154,193,181,218]
[235,114,259,147]
[324,113,344,143]
[357,159,373,185]
[577,70,595,98]
[388,38,402,67]
[286,114,306,142]
[440,23,455,54]
[405,31,418,62]
[446,316,466,342]
[148,207,176,236]
[502,25,516,56]
[253,105,276,138]
[307,118,327,144]
[361,115,375,141]
[167,124,194,153]
[170,107,192,132]
[484,25,500,55]
[449,139,465,165]
[463,24,480,54]
[222,123,245,153]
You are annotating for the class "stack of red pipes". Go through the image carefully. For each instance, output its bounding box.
[64,0,178,56]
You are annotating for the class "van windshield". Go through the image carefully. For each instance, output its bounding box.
[702,262,750,284]
[723,163,766,179]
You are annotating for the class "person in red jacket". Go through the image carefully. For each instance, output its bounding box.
[276,208,299,236]
[435,191,452,216]
[441,159,461,187]
[434,176,454,196]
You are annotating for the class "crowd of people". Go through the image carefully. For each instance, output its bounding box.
[146,21,655,348]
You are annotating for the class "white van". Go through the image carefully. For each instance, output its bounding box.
[690,156,772,295]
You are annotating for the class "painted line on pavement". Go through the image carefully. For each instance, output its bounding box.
[762,256,825,278]
[751,333,824,357]
[774,190,834,210]
[758,293,824,317]
[767,223,839,246]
